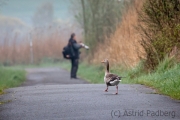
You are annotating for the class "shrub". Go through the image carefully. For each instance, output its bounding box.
[138,0,180,70]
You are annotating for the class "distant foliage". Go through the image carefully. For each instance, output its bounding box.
[74,0,133,53]
[138,0,180,70]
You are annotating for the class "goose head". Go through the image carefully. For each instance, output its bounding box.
[101,59,109,73]
[101,59,109,64]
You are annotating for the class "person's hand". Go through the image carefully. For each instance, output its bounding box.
[80,43,89,49]
[80,43,85,48]
[84,45,89,49]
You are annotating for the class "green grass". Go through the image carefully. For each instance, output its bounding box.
[0,67,26,94]
[133,63,180,100]
[58,59,180,100]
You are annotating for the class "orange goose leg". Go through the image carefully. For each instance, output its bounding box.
[115,86,118,95]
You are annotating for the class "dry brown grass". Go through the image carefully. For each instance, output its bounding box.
[0,27,68,65]
[92,0,144,67]
[31,28,66,63]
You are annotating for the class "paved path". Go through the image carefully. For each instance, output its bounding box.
[23,68,88,86]
[0,68,180,120]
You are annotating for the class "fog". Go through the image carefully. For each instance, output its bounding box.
[0,0,82,64]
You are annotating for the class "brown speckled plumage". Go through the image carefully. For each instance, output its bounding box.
[101,59,121,94]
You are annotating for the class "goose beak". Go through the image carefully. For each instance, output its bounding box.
[101,61,105,63]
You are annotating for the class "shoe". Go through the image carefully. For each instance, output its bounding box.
[71,77,79,79]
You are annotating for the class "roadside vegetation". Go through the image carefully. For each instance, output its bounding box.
[0,67,26,94]
[128,57,180,100]
[138,0,180,70]
[57,57,180,100]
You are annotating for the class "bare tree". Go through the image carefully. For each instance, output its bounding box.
[73,0,128,51]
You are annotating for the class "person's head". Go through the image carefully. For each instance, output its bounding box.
[71,33,76,40]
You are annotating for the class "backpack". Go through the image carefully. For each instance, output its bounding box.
[62,42,75,59]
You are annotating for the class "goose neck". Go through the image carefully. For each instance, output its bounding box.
[106,61,109,73]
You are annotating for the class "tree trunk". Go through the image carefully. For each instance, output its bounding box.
[81,0,87,40]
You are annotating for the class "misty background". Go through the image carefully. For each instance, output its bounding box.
[0,0,82,43]
[0,0,83,64]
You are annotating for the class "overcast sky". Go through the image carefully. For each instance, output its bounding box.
[0,0,71,25]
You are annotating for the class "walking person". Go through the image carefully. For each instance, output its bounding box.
[68,33,83,79]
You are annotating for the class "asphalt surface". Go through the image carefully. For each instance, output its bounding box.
[23,68,88,86]
[0,68,180,120]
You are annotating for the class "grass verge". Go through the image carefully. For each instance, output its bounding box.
[133,59,180,100]
[58,59,180,100]
[0,67,26,95]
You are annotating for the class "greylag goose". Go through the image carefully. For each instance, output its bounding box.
[101,59,122,95]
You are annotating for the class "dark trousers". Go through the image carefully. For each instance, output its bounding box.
[71,58,79,78]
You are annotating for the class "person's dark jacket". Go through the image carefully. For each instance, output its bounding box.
[68,38,81,59]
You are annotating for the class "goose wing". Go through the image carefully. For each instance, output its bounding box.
[105,73,121,83]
